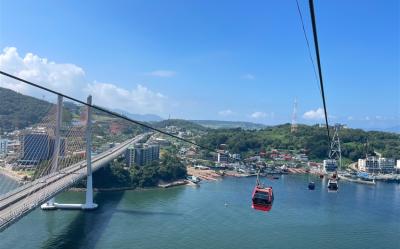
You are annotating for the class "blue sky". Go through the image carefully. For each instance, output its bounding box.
[0,0,399,130]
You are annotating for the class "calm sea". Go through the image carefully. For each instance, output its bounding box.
[0,174,399,249]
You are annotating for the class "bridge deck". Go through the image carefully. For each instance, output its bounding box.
[0,134,146,231]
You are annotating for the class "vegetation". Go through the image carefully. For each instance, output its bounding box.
[92,153,187,189]
[2,86,398,167]
[197,124,400,162]
[0,87,73,132]
[0,87,52,132]
[191,120,266,130]
[152,119,207,132]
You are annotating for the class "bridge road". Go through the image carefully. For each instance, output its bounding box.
[0,133,148,231]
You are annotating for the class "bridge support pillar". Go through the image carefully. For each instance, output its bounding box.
[41,95,97,211]
[82,95,97,210]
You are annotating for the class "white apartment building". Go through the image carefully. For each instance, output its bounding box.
[358,157,379,173]
[378,158,395,173]
[323,159,337,172]
[0,138,8,156]
[358,156,395,173]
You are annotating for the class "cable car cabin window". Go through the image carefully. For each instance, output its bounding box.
[253,191,272,205]
[254,192,268,199]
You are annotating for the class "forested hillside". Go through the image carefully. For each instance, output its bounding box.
[197,124,400,162]
[0,87,52,132]
[2,86,398,164]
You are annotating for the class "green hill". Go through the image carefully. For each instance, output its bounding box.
[197,124,400,163]
[191,120,266,130]
[2,87,398,165]
[0,87,53,132]
[152,119,208,131]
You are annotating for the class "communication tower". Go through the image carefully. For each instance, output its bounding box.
[291,98,298,133]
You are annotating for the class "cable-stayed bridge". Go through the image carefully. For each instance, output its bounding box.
[0,77,151,231]
[0,133,146,231]
[0,71,214,233]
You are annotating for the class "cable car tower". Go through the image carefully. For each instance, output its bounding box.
[329,124,342,169]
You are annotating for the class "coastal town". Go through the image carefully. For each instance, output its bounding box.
[1,120,399,188]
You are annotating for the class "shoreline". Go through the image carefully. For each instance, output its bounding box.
[0,167,25,182]
[69,179,190,192]
[338,174,376,185]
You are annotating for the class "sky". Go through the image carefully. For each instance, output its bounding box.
[0,0,399,130]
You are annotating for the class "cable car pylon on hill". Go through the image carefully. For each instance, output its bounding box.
[326,124,342,192]
[251,170,274,212]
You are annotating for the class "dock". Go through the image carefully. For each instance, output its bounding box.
[338,175,376,185]
[287,168,308,174]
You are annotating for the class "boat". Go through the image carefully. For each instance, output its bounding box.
[308,182,315,190]
[357,172,374,181]
[327,178,338,191]
[280,165,289,174]
[186,175,201,184]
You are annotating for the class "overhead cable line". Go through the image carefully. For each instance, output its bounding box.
[295,0,320,90]
[308,0,331,146]
[0,70,229,158]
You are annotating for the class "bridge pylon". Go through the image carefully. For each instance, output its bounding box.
[41,94,63,210]
[41,95,97,211]
[82,95,97,210]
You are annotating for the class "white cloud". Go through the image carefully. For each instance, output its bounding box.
[147,70,176,78]
[242,73,255,80]
[302,108,325,120]
[218,109,234,116]
[0,47,86,96]
[0,47,168,115]
[250,111,267,119]
[85,82,166,114]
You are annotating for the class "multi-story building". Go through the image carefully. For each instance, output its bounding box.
[396,160,400,173]
[125,143,160,167]
[323,159,337,172]
[378,158,395,173]
[230,153,241,160]
[358,157,379,173]
[295,154,308,162]
[0,138,8,156]
[358,156,395,173]
[20,133,51,164]
[125,146,136,167]
[165,126,179,134]
[20,132,65,165]
[217,150,228,163]
[6,140,20,155]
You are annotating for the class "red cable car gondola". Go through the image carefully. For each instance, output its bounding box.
[251,171,274,212]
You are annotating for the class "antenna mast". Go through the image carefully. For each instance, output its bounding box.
[291,98,298,133]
